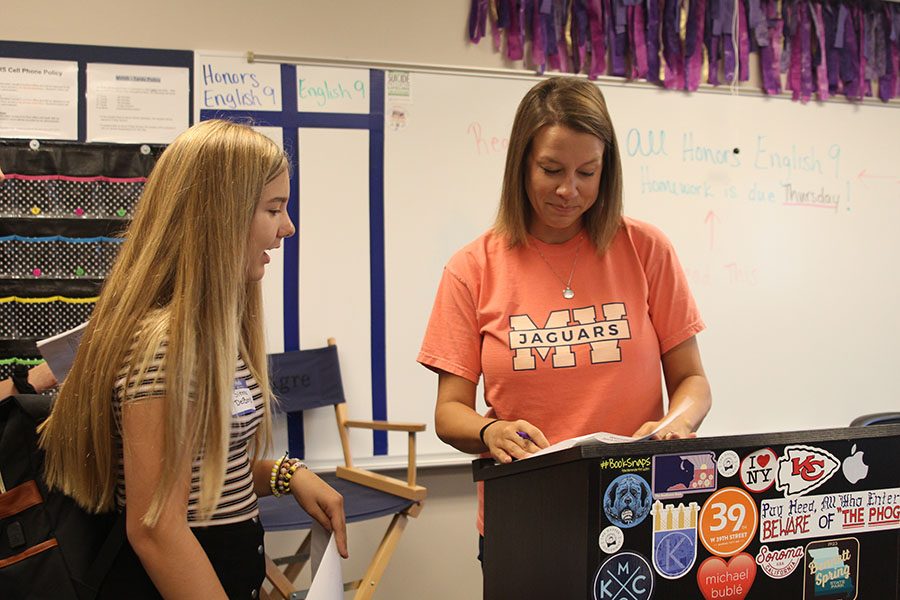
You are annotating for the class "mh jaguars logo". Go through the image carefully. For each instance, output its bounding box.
[603,474,652,529]
[651,501,699,579]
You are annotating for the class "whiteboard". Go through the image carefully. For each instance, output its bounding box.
[382,71,900,466]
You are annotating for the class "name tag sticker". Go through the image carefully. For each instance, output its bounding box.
[232,378,255,416]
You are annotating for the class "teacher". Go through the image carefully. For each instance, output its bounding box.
[417,76,712,547]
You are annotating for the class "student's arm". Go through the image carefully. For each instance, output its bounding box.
[250,459,348,558]
[121,399,228,599]
[0,362,58,397]
[434,371,549,464]
[632,336,712,440]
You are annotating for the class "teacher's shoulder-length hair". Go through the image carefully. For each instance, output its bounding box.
[40,120,287,526]
[494,77,624,252]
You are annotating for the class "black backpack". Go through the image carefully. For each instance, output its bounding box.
[0,394,124,600]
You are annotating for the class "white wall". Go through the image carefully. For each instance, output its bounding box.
[2,2,497,598]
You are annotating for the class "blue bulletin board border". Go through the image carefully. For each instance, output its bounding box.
[0,41,194,142]
[200,66,389,458]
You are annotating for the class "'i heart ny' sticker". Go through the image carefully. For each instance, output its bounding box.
[740,448,777,493]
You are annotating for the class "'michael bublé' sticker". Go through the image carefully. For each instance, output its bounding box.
[696,552,756,600]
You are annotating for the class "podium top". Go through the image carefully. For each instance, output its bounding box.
[472,423,900,482]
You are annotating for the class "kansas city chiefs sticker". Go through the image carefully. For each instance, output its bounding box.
[775,445,839,498]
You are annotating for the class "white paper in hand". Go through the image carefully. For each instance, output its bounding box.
[36,321,88,380]
[307,522,344,600]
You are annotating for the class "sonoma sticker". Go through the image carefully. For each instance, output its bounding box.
[756,544,804,579]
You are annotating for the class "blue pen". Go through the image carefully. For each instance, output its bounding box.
[516,431,533,443]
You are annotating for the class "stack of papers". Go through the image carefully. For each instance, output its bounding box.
[525,401,692,459]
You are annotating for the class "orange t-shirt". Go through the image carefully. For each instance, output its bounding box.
[417,217,705,534]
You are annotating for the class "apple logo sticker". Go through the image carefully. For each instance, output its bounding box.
[842,444,869,485]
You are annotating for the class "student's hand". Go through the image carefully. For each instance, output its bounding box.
[482,419,550,464]
[0,166,5,181]
[28,362,58,392]
[289,469,349,558]
[632,418,696,440]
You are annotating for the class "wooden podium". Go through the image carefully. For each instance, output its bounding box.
[473,424,900,600]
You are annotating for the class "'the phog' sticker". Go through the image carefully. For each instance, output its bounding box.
[593,552,654,600]
[603,474,653,529]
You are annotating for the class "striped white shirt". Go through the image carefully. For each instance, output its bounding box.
[113,344,264,526]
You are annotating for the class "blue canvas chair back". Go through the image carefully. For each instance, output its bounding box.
[850,412,900,427]
[269,346,344,459]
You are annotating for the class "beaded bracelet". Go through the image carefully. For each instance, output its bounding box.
[269,452,289,497]
[270,453,308,497]
[277,459,307,496]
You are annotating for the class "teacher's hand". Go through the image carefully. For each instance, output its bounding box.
[632,418,696,441]
[482,419,549,463]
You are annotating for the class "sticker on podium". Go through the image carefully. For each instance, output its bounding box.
[599,526,624,554]
[803,537,859,600]
[699,487,758,556]
[740,448,777,493]
[651,501,699,579]
[603,474,653,529]
[652,451,717,498]
[593,551,654,600]
[776,445,839,498]
[697,552,757,600]
[717,450,740,478]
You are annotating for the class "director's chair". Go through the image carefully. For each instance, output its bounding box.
[260,339,427,600]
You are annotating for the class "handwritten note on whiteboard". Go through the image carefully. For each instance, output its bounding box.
[197,55,281,112]
[297,66,369,114]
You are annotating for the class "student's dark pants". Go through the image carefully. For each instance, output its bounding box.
[98,517,266,599]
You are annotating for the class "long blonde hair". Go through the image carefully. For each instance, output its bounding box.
[40,120,286,524]
[494,77,624,252]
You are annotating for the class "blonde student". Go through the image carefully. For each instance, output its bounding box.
[40,120,348,599]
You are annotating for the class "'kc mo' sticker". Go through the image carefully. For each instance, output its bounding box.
[593,552,654,600]
[776,445,839,499]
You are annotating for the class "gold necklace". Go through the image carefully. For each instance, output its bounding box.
[532,235,585,300]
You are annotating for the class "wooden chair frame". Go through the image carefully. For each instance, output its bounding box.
[263,339,427,600]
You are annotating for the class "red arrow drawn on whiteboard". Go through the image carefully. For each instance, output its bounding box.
[704,210,720,251]
[857,169,900,184]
